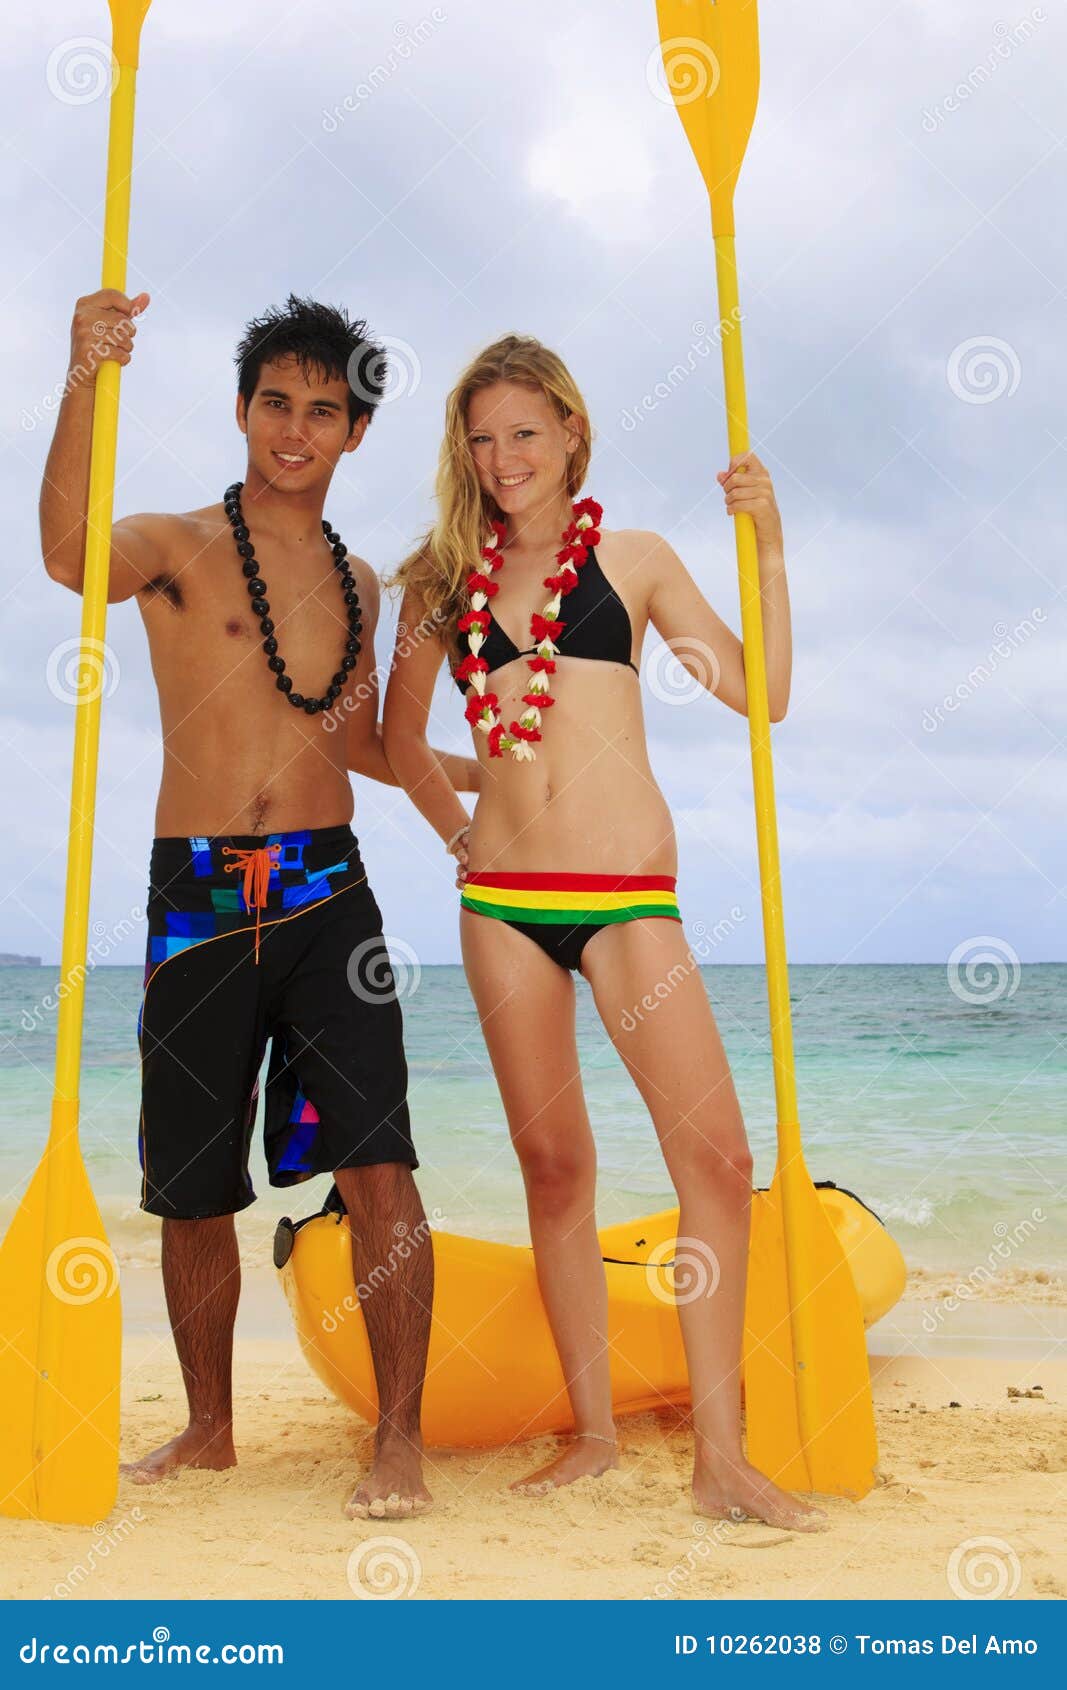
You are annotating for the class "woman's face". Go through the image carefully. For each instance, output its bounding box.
[466,381,579,519]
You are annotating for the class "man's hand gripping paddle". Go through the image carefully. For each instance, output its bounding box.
[0,0,153,1524]
[654,0,877,1498]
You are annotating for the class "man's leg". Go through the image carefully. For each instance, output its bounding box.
[122,1214,240,1484]
[335,1163,434,1519]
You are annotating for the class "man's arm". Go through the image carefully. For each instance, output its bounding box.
[344,561,479,791]
[40,288,160,603]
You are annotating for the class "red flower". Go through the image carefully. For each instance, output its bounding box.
[530,615,564,643]
[480,548,505,570]
[458,609,491,633]
[582,528,601,547]
[487,723,506,757]
[465,691,498,725]
[574,497,603,525]
[509,721,542,743]
[527,655,556,675]
[522,693,554,708]
[455,653,489,681]
[466,571,499,597]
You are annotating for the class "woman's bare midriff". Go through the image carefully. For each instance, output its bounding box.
[465,655,677,875]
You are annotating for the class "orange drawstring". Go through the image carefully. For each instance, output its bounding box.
[222,843,282,963]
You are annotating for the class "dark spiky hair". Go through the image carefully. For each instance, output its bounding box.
[234,293,387,430]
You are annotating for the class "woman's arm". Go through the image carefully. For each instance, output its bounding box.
[382,590,475,861]
[645,452,792,721]
[344,564,480,791]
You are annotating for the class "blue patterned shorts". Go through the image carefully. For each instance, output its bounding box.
[137,824,416,1219]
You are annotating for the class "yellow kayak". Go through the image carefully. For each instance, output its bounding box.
[275,1183,905,1448]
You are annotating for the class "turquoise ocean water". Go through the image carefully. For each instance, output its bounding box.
[1,963,1063,1274]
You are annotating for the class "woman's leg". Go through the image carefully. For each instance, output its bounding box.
[580,918,826,1529]
[460,908,618,1493]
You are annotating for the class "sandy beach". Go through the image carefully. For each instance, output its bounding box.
[2,1214,1065,1604]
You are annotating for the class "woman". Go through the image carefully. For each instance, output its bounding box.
[383,335,824,1529]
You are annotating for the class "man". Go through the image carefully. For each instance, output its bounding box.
[40,289,475,1519]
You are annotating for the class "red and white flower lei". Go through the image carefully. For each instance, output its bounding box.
[455,496,603,761]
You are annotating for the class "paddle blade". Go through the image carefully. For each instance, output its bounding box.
[743,1167,878,1499]
[655,0,760,232]
[0,1138,121,1523]
[109,0,154,67]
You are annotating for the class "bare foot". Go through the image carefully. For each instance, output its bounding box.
[692,1452,829,1532]
[511,1432,619,1497]
[121,1421,236,1486]
[344,1435,432,1520]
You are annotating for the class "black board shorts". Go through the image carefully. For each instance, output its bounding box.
[137,823,417,1220]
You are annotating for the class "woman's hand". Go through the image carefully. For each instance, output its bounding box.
[446,824,470,889]
[717,451,783,554]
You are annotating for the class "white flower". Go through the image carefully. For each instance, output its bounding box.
[536,640,556,659]
[512,741,536,762]
[543,594,562,619]
[469,670,486,696]
[471,591,487,611]
[475,715,492,734]
[527,672,550,694]
[519,707,542,730]
[576,514,592,531]
[468,630,485,655]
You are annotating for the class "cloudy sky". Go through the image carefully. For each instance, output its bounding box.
[2,0,1063,968]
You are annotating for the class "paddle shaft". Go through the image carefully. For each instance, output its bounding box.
[51,57,140,1130]
[35,21,145,1493]
[710,232,821,1460]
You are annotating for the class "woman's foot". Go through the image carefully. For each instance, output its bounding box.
[121,1420,236,1485]
[344,1434,433,1520]
[692,1451,829,1532]
[511,1431,619,1497]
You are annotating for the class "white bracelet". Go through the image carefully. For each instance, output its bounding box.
[445,824,470,854]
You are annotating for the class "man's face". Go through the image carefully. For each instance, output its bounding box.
[237,354,367,492]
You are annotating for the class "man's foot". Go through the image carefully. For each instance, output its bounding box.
[344,1436,432,1520]
[511,1432,619,1497]
[121,1422,236,1486]
[692,1452,829,1532]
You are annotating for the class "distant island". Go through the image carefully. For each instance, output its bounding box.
[0,953,42,966]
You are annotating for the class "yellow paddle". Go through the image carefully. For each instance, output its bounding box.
[0,0,152,1525]
[654,0,877,1498]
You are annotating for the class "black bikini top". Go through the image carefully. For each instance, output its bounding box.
[451,546,639,693]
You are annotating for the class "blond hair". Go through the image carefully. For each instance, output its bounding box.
[390,334,593,654]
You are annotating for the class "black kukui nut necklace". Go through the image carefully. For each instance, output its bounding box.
[223,481,362,715]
